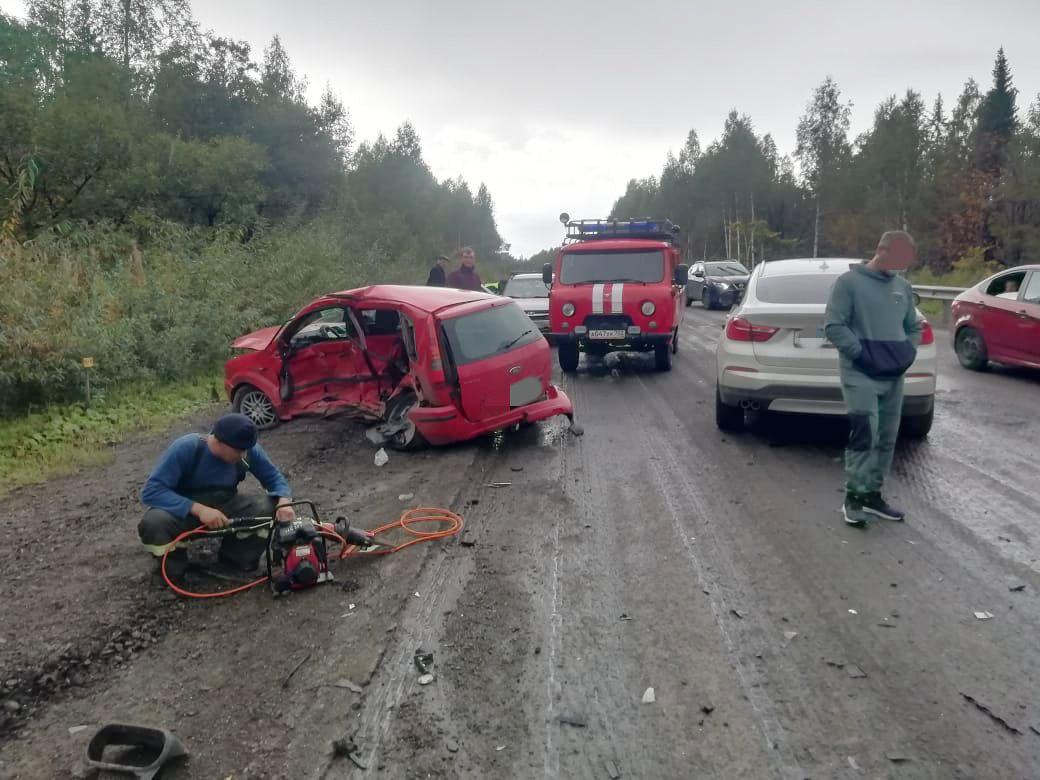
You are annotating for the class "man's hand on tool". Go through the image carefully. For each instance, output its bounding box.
[275,498,296,523]
[192,503,229,530]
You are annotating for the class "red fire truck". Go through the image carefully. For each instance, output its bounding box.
[543,217,689,372]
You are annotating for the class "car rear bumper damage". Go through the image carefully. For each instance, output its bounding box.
[410,384,574,445]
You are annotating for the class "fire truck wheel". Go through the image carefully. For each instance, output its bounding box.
[671,328,679,354]
[559,343,579,373]
[654,342,672,371]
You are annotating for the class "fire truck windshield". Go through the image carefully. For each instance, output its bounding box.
[559,250,665,285]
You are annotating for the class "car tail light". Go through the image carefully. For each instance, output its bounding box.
[641,300,656,316]
[920,320,934,345]
[725,317,779,343]
[562,302,576,317]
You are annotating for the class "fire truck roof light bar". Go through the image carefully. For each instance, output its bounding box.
[563,218,681,245]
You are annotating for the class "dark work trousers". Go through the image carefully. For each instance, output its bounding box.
[138,490,274,568]
[840,369,904,495]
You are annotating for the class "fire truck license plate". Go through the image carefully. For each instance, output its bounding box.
[588,329,626,340]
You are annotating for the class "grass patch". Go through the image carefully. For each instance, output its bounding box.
[0,374,222,496]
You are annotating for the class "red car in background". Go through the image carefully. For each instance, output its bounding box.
[224,285,574,449]
[951,264,1040,371]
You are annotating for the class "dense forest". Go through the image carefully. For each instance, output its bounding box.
[0,1,508,413]
[604,50,1038,274]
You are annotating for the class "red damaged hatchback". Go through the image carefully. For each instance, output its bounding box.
[224,285,575,449]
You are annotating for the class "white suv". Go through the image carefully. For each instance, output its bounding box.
[715,258,937,437]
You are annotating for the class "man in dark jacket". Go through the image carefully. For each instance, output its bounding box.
[825,231,921,528]
[426,255,449,286]
[446,247,484,291]
[139,413,295,576]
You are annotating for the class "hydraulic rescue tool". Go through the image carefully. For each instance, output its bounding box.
[160,501,463,599]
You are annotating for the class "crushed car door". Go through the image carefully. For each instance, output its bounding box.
[279,305,373,416]
[351,307,411,410]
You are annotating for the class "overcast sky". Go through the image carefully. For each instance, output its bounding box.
[4,1,1039,256]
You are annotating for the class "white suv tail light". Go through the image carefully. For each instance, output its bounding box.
[725,317,779,343]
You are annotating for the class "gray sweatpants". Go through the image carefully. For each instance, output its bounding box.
[840,369,904,495]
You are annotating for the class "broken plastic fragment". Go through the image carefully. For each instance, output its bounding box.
[374,448,389,467]
[641,687,656,704]
[974,611,994,620]
[783,631,798,641]
[418,673,435,686]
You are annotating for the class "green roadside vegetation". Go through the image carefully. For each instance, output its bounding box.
[0,374,220,495]
[0,2,517,491]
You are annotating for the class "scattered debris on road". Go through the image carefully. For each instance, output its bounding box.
[960,692,1023,735]
[1009,584,1026,592]
[729,609,744,619]
[605,759,621,778]
[86,723,188,778]
[414,650,434,674]
[559,713,587,727]
[619,613,634,621]
[446,739,460,753]
[700,704,715,715]
[348,752,369,770]
[510,466,524,472]
[487,482,512,488]
[847,609,858,615]
[398,493,414,502]
[886,753,911,763]
[846,664,867,679]
[374,448,389,467]
[334,679,364,693]
[282,651,312,688]
[68,725,89,736]
[973,611,995,620]
[783,631,798,641]
[641,687,656,704]
[418,674,435,686]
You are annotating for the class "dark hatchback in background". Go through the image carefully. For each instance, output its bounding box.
[686,260,751,309]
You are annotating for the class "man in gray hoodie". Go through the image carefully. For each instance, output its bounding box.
[824,231,921,527]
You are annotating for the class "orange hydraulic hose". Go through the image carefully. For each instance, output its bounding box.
[161,507,463,599]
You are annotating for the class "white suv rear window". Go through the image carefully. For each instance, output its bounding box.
[756,274,839,304]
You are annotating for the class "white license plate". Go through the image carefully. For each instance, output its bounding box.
[796,327,834,348]
[509,376,542,407]
[588,329,626,340]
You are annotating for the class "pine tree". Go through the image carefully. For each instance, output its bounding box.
[974,47,1018,173]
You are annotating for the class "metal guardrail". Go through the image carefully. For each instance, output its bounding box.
[911,284,967,325]
[911,284,967,301]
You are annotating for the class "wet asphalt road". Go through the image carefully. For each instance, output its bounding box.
[342,304,1040,779]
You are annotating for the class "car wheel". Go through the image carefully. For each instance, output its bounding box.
[385,393,427,451]
[701,289,714,310]
[559,342,579,373]
[955,326,989,371]
[715,385,744,432]
[232,385,279,430]
[900,406,933,439]
[654,341,672,371]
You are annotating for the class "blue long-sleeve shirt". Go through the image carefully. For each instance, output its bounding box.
[141,434,291,519]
